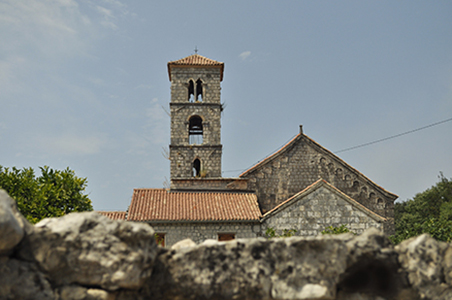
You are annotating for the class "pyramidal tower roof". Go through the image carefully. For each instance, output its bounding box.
[167,54,224,81]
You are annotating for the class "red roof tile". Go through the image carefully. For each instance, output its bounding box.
[167,54,224,81]
[96,211,127,221]
[127,189,261,222]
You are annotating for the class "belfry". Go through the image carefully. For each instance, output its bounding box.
[167,54,224,180]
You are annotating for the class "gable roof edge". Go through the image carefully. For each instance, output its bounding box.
[261,179,324,220]
[239,131,397,200]
[261,179,387,223]
[239,133,302,177]
[303,135,398,200]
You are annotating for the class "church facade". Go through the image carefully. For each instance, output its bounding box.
[117,54,397,247]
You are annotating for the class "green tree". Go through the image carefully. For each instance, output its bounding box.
[391,173,452,244]
[0,166,93,224]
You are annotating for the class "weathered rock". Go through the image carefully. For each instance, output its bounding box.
[396,234,452,299]
[2,187,452,300]
[57,285,116,300]
[0,189,30,255]
[345,227,391,265]
[145,235,352,300]
[334,228,409,299]
[25,212,158,291]
[171,238,197,250]
[0,256,54,300]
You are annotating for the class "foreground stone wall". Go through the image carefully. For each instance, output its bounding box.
[1,190,452,300]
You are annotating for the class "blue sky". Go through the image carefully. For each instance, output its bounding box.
[1,1,451,211]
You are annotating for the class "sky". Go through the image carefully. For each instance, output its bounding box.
[1,1,451,211]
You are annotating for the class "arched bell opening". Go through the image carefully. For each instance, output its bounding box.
[189,115,203,145]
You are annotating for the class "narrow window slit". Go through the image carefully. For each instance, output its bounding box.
[193,158,201,177]
[196,79,203,102]
[188,80,195,102]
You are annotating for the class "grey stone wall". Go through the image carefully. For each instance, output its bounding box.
[170,67,222,104]
[170,145,222,178]
[261,185,384,236]
[150,221,260,247]
[170,178,248,190]
[169,66,223,179]
[241,134,395,234]
[170,103,222,145]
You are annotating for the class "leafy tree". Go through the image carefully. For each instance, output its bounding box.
[321,225,356,235]
[391,173,452,244]
[0,166,93,224]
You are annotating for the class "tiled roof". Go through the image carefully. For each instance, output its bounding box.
[167,54,224,81]
[96,211,127,221]
[128,189,261,222]
[239,131,398,199]
[263,179,387,222]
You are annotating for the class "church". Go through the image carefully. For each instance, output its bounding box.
[100,54,397,247]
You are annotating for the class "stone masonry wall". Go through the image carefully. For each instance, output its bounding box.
[170,103,222,145]
[150,221,260,247]
[242,134,395,234]
[170,145,222,178]
[169,66,223,179]
[261,185,383,237]
[170,178,248,190]
[170,67,222,104]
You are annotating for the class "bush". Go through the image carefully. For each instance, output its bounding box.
[321,225,356,235]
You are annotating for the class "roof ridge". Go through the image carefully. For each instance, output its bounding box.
[167,54,225,81]
[168,54,223,65]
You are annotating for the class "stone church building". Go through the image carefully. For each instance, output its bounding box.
[100,54,397,247]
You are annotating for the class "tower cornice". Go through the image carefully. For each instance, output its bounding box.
[168,54,224,81]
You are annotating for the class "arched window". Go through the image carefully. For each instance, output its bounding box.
[196,79,203,102]
[189,115,203,144]
[187,79,203,102]
[193,158,201,177]
[188,80,195,102]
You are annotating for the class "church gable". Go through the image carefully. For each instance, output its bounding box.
[240,126,397,233]
[261,180,386,236]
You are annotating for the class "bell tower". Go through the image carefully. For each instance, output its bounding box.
[167,54,224,180]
